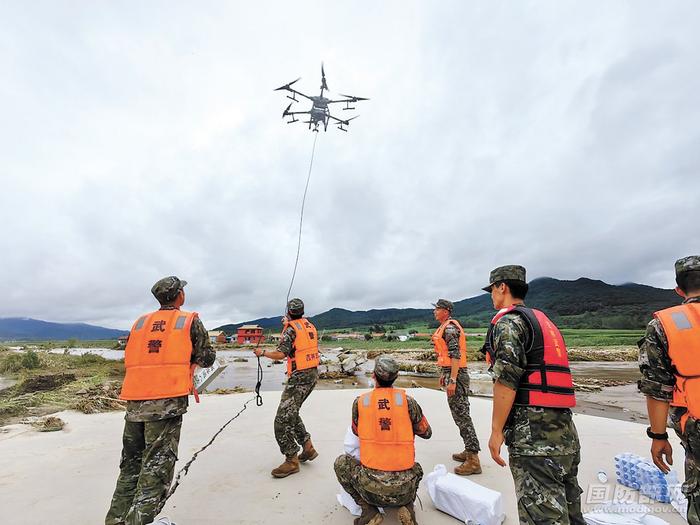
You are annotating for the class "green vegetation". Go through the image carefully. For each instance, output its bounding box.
[0,350,124,425]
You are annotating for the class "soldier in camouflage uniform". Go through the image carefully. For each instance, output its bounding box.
[431,298,481,475]
[254,298,319,478]
[639,256,700,525]
[483,265,585,525]
[106,276,216,525]
[335,357,432,525]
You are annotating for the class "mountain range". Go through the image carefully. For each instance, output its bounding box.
[0,277,681,340]
[216,277,680,333]
[0,318,128,341]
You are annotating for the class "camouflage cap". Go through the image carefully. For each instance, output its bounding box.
[431,298,453,312]
[151,276,187,303]
[482,265,527,292]
[374,356,399,382]
[675,256,700,277]
[286,297,305,316]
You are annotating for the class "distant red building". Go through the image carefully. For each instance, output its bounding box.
[237,324,265,345]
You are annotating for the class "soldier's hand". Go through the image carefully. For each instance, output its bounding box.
[651,439,673,474]
[446,383,456,397]
[488,430,507,467]
[253,348,264,358]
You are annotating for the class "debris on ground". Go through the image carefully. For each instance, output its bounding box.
[399,362,439,375]
[271,360,283,365]
[568,347,637,362]
[415,351,437,362]
[18,373,76,393]
[319,370,352,380]
[73,382,125,414]
[209,386,250,394]
[32,416,65,432]
[338,350,367,374]
[365,350,384,360]
[232,358,248,363]
[574,378,634,392]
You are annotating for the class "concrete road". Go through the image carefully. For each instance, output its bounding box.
[0,389,688,524]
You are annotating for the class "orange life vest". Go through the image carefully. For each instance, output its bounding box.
[357,387,415,471]
[120,309,196,401]
[432,318,468,368]
[487,305,576,408]
[654,303,700,433]
[285,318,320,375]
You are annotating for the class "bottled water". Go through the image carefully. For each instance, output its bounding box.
[613,453,676,503]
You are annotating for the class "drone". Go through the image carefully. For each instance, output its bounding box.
[275,64,368,132]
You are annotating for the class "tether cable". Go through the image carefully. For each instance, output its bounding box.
[162,133,319,508]
[285,132,318,305]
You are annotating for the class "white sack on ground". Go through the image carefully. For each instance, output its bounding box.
[426,464,505,525]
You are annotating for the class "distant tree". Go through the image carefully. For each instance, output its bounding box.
[364,333,373,341]
[66,338,78,349]
[321,334,334,342]
[427,321,440,329]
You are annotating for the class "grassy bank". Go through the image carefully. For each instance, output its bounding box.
[0,348,124,425]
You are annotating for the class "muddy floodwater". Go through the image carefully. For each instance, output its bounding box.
[4,346,645,422]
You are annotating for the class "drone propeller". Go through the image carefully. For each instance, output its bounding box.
[282,103,293,118]
[321,63,329,91]
[274,77,301,91]
[339,93,369,102]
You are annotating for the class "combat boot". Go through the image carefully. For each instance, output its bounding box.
[354,501,383,525]
[452,449,467,462]
[298,438,319,463]
[397,502,417,525]
[271,455,300,478]
[454,452,482,475]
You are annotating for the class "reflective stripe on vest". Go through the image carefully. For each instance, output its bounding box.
[431,319,468,368]
[655,303,700,433]
[286,318,320,375]
[489,305,576,408]
[357,388,415,471]
[120,309,196,401]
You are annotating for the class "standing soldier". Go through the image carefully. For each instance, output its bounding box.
[431,298,481,475]
[483,265,585,525]
[254,298,319,478]
[334,357,432,525]
[639,256,700,524]
[106,276,216,525]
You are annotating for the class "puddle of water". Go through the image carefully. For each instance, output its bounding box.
[48,348,126,360]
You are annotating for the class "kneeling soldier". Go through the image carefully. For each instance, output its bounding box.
[334,357,432,525]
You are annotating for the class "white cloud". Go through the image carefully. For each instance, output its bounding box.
[1,1,698,329]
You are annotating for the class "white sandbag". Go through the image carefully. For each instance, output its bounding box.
[426,464,505,525]
[337,426,384,516]
[343,425,360,459]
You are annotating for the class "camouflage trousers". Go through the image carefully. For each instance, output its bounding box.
[441,367,480,452]
[679,434,700,524]
[105,416,182,525]
[509,453,585,525]
[274,368,318,458]
[334,454,423,508]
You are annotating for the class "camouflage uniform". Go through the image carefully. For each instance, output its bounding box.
[106,278,216,525]
[274,323,318,458]
[492,310,584,525]
[334,394,432,508]
[639,289,700,525]
[440,320,480,453]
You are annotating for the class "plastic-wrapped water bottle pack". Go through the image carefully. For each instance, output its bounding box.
[614,453,680,504]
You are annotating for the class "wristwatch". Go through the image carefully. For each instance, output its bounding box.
[448,378,457,385]
[646,426,669,440]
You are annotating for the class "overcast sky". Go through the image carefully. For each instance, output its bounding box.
[1,1,698,329]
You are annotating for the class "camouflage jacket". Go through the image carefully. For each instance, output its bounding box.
[125,307,216,422]
[638,296,700,434]
[442,319,462,368]
[491,308,580,456]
